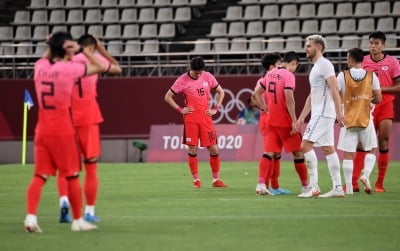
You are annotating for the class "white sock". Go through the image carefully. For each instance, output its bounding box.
[85,205,95,215]
[326,152,342,189]
[304,150,318,188]
[342,159,353,187]
[363,153,376,179]
[25,214,37,223]
[59,196,69,208]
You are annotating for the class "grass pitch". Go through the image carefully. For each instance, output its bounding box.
[1,161,400,251]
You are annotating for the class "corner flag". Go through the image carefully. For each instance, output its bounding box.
[22,89,34,165]
[24,90,34,110]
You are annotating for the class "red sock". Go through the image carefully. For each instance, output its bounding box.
[376,150,389,187]
[57,175,68,197]
[294,159,308,186]
[353,150,366,189]
[67,176,82,220]
[84,162,98,206]
[258,154,271,184]
[210,154,220,180]
[26,175,46,215]
[188,154,199,180]
[271,158,280,189]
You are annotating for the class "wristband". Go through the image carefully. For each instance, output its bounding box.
[213,105,219,111]
[176,106,183,113]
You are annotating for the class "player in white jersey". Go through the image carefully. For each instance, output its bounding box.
[296,34,345,198]
[337,47,381,195]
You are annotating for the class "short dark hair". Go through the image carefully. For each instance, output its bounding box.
[48,31,74,59]
[190,56,205,71]
[77,34,97,48]
[282,51,299,63]
[369,31,386,43]
[347,48,364,63]
[261,53,281,69]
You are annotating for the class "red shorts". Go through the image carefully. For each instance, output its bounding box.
[263,126,302,153]
[373,101,394,129]
[183,121,217,147]
[34,134,81,177]
[258,113,267,136]
[76,124,101,159]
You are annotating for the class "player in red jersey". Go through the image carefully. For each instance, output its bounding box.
[253,52,308,195]
[24,31,105,233]
[352,31,400,192]
[56,35,122,223]
[164,57,228,188]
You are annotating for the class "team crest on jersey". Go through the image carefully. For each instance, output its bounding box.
[202,82,208,87]
[186,138,191,142]
[382,66,389,71]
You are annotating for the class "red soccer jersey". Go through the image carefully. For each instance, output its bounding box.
[170,71,219,123]
[71,53,111,126]
[362,54,400,104]
[34,58,86,135]
[260,67,296,128]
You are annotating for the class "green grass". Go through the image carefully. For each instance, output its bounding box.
[1,161,400,251]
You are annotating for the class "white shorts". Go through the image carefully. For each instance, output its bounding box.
[337,120,377,152]
[303,116,335,147]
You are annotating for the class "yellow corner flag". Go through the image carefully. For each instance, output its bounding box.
[22,90,34,165]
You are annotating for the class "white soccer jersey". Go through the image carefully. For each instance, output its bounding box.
[308,56,336,118]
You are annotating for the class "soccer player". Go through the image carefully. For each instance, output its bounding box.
[337,47,381,195]
[57,35,122,223]
[352,31,400,192]
[253,52,308,195]
[296,34,345,198]
[24,31,105,232]
[164,56,228,188]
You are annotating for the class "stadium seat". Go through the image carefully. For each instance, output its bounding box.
[357,18,374,34]
[13,11,30,24]
[192,38,211,52]
[282,20,300,35]
[335,3,353,17]
[393,2,400,16]
[103,9,120,23]
[16,43,33,55]
[123,40,141,55]
[101,0,118,7]
[298,4,315,19]
[65,0,82,8]
[264,20,281,36]
[83,0,100,8]
[142,39,159,53]
[280,4,297,19]
[34,41,47,55]
[320,19,337,35]
[70,25,86,38]
[87,25,103,38]
[396,18,400,31]
[261,5,279,20]
[122,24,140,39]
[85,9,102,24]
[229,37,247,52]
[360,35,369,49]
[385,34,398,49]
[107,40,123,55]
[119,0,135,7]
[317,3,334,18]
[267,37,284,51]
[238,0,257,4]
[227,21,245,37]
[354,2,371,17]
[207,22,227,37]
[376,17,394,32]
[136,0,154,7]
[154,0,171,7]
[174,7,191,22]
[140,24,158,38]
[120,9,137,23]
[31,10,48,24]
[246,21,263,37]
[243,5,261,20]
[213,38,229,52]
[190,0,207,7]
[223,6,243,21]
[325,35,340,50]
[0,42,14,55]
[259,0,276,3]
[67,10,84,24]
[156,8,174,23]
[248,37,264,51]
[49,10,66,24]
[338,19,356,34]
[158,23,175,39]
[373,1,390,16]
[0,26,13,41]
[341,35,359,49]
[301,20,318,34]
[138,8,156,23]
[14,26,31,41]
[285,36,302,50]
[52,25,67,33]
[104,25,122,40]
[29,0,46,9]
[48,0,64,9]
[171,0,189,6]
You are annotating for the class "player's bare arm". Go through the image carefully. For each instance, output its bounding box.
[94,37,122,74]
[327,75,344,126]
[380,77,400,93]
[164,89,194,114]
[295,94,311,131]
[372,89,382,104]
[284,89,297,135]
[207,85,224,116]
[253,84,267,112]
[83,47,106,76]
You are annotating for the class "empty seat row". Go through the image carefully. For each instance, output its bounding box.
[225,2,399,21]
[237,0,395,5]
[28,0,206,9]
[13,7,191,25]
[208,17,400,38]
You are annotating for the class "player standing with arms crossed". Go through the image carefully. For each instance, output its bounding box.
[296,35,345,198]
[164,57,228,188]
[24,31,105,232]
[352,31,400,192]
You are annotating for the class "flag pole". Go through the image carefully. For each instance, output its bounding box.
[21,102,28,165]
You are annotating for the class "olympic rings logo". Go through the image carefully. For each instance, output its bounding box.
[210,88,254,124]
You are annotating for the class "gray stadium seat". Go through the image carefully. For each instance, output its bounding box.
[320,19,337,34]
[227,21,245,37]
[338,19,356,34]
[140,24,158,38]
[48,0,64,9]
[32,25,49,41]
[213,38,229,52]
[373,1,390,16]
[103,9,120,23]
[13,11,30,24]
[142,39,159,53]
[393,2,400,16]
[207,22,227,37]
[52,25,67,33]
[238,0,258,4]
[29,0,46,9]
[246,21,263,37]
[171,0,189,6]
[267,37,284,51]
[120,9,137,23]
[280,4,297,19]
[0,26,13,41]
[31,10,47,24]
[354,2,371,17]
[259,0,275,3]
[248,37,264,51]
[65,0,82,8]
[376,17,394,32]
[282,20,300,35]
[190,0,206,6]
[83,0,100,8]
[136,0,153,7]
[156,8,174,23]
[119,0,135,7]
[107,40,123,55]
[14,26,31,41]
[385,34,398,49]
[49,10,66,24]
[174,7,191,22]
[70,25,86,38]
[67,10,84,24]
[104,24,122,40]
[85,9,102,23]
[317,3,334,18]
[230,37,247,52]
[154,0,171,7]
[298,4,315,19]
[357,18,374,34]
[335,3,352,17]
[1,42,15,55]
[87,25,103,38]
[285,36,302,50]
[16,43,33,55]
[158,23,175,39]
[122,24,139,39]
[192,38,211,53]
[243,5,261,20]
[101,0,118,7]
[301,20,318,34]
[360,35,369,49]
[341,35,359,49]
[138,8,156,23]
[124,40,141,55]
[325,35,340,50]
[35,42,47,56]
[264,20,281,36]
[223,6,243,21]
[261,5,279,20]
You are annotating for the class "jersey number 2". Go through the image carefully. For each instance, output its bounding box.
[41,81,56,109]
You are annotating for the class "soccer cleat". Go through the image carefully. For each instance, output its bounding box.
[298,186,320,198]
[318,188,345,198]
[270,187,292,195]
[353,187,360,192]
[71,219,98,232]
[59,201,72,223]
[24,220,42,233]
[375,186,385,193]
[344,184,353,195]
[255,183,274,195]
[84,213,101,223]
[360,177,372,194]
[193,179,202,189]
[212,179,228,188]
